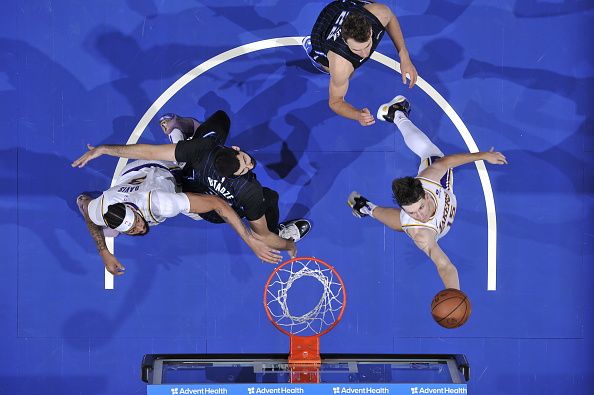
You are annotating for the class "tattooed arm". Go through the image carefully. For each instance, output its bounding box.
[77,194,126,275]
[184,193,283,264]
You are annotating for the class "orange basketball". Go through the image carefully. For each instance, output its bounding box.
[430,288,472,328]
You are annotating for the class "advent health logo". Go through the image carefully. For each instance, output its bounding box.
[247,387,304,394]
[169,388,228,395]
[332,387,389,394]
[410,388,467,394]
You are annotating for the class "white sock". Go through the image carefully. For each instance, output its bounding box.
[394,112,444,159]
[168,128,185,144]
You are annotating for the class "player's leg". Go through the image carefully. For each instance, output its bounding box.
[263,187,311,241]
[159,114,202,143]
[302,36,330,74]
[347,191,404,232]
[262,187,280,233]
[377,96,444,161]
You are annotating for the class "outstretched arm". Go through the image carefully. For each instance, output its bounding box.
[420,148,508,183]
[77,194,125,276]
[185,193,283,264]
[365,3,418,88]
[368,206,404,232]
[327,55,375,126]
[248,216,297,259]
[367,2,417,88]
[71,143,176,168]
[409,227,460,289]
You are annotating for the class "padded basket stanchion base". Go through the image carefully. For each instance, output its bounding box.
[289,335,320,383]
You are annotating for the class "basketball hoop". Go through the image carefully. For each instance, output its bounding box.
[263,257,347,383]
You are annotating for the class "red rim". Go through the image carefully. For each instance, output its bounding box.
[263,256,347,338]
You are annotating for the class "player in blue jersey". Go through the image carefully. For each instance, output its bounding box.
[72,111,311,260]
[304,1,418,126]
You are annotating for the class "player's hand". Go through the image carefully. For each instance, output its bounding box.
[287,240,297,259]
[358,108,375,126]
[482,148,508,165]
[248,237,283,264]
[71,144,104,168]
[101,251,126,276]
[400,58,418,89]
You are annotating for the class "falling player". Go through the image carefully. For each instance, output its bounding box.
[348,96,507,289]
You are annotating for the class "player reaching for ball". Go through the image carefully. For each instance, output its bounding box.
[348,96,508,290]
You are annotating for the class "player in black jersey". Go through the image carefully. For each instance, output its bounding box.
[304,0,418,126]
[72,110,311,260]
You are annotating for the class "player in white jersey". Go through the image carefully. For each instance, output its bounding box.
[77,160,284,276]
[348,96,507,289]
[398,171,457,240]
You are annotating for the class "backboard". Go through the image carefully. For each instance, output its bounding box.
[141,354,469,394]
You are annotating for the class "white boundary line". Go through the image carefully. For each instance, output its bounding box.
[106,36,497,291]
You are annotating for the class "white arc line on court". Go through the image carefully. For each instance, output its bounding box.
[106,36,497,291]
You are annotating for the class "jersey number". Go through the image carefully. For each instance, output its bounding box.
[327,11,349,41]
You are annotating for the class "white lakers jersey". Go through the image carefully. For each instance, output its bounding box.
[87,161,189,228]
[400,177,457,240]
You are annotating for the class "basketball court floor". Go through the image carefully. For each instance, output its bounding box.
[1,0,593,393]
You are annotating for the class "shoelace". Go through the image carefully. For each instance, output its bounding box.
[279,224,300,240]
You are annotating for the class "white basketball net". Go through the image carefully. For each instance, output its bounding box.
[265,258,345,336]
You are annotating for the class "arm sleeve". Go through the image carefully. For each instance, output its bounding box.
[168,128,186,144]
[150,190,190,218]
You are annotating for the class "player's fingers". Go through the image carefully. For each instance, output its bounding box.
[408,72,416,89]
[87,144,95,151]
[263,256,276,264]
[78,156,89,168]
[71,156,85,168]
[402,71,407,85]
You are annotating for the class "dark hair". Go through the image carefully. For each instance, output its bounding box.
[214,147,240,177]
[341,12,372,43]
[392,177,425,207]
[104,203,126,229]
[104,203,149,236]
